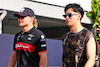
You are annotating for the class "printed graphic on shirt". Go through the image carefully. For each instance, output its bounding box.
[15,42,35,52]
[17,34,21,41]
[28,34,34,41]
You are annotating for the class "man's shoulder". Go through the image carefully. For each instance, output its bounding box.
[62,32,70,40]
[83,27,92,34]
[15,31,21,36]
[33,28,45,35]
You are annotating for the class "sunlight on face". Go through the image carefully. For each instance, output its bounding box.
[18,16,33,27]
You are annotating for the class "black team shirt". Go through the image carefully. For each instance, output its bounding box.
[13,27,47,67]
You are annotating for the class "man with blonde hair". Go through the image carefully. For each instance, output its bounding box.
[8,7,47,67]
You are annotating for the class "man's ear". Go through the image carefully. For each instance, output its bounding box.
[77,14,82,20]
[31,17,34,20]
[30,17,34,23]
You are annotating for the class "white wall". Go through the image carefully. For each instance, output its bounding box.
[0,0,92,24]
[34,0,91,11]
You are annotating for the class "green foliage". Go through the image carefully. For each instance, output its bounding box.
[86,0,100,44]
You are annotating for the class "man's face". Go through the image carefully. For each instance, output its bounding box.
[65,8,79,27]
[17,16,33,27]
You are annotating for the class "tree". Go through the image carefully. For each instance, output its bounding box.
[86,0,100,44]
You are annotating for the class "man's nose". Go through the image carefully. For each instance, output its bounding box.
[66,16,69,19]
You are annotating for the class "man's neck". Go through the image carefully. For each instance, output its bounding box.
[22,26,34,33]
[70,24,84,33]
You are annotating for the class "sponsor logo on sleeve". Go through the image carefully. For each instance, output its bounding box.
[41,44,46,47]
[40,35,46,42]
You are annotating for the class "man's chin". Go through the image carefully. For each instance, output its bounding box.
[66,24,72,27]
[19,25,24,27]
[19,25,28,27]
[66,24,70,27]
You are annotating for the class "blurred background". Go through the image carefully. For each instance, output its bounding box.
[0,0,97,67]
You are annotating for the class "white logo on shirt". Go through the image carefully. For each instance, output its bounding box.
[40,35,45,42]
[17,34,21,41]
[15,43,28,49]
[28,34,34,41]
[41,44,46,47]
[41,35,44,39]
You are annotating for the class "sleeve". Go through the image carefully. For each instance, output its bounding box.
[86,31,99,55]
[36,33,47,52]
[13,34,17,51]
[85,31,93,44]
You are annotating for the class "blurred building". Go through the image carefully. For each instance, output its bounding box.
[0,0,93,39]
[0,0,96,67]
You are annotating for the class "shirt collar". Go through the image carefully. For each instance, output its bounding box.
[20,26,35,34]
